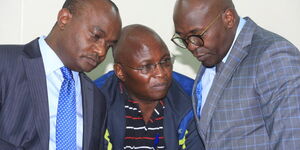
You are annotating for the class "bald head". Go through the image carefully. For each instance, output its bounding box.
[174,0,235,25]
[173,0,239,67]
[62,0,119,16]
[113,24,172,102]
[113,24,168,64]
[174,0,234,12]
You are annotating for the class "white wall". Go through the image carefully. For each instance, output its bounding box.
[1,0,299,80]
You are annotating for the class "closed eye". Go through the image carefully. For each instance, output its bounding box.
[91,33,101,41]
[159,58,172,67]
[160,58,171,63]
[139,64,155,71]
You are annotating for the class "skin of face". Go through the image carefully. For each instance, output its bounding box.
[48,0,122,72]
[114,27,172,102]
[173,0,237,67]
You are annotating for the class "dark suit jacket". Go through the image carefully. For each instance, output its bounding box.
[0,38,107,150]
[100,74,204,150]
[193,17,300,149]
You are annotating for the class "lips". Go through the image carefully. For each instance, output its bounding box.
[84,55,99,66]
[196,54,207,62]
[152,82,169,91]
[193,49,211,62]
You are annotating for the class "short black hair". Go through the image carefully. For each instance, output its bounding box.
[62,0,119,14]
[62,0,81,14]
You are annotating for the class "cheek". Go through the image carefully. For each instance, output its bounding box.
[206,33,220,51]
[167,71,172,79]
[163,71,172,85]
[126,74,150,92]
[66,35,83,56]
[125,78,154,100]
[72,31,93,54]
[212,28,229,55]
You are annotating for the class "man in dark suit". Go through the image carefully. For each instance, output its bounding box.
[172,0,300,149]
[0,0,121,149]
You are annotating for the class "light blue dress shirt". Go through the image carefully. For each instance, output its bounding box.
[38,36,83,150]
[199,18,246,114]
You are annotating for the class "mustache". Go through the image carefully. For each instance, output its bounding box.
[85,52,100,62]
[192,47,215,56]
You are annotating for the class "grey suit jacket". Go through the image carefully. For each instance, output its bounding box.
[0,39,107,150]
[193,17,300,149]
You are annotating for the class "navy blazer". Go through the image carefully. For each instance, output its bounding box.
[97,74,204,150]
[0,38,107,150]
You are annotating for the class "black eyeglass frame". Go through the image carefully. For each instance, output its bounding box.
[117,55,176,74]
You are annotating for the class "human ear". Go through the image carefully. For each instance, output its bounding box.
[57,8,73,30]
[114,63,126,82]
[222,8,235,29]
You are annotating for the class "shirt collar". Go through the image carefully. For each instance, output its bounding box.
[38,36,64,76]
[222,17,246,63]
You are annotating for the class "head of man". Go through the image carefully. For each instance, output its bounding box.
[113,24,173,102]
[46,0,122,72]
[173,0,239,67]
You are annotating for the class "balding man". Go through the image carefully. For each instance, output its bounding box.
[172,0,300,149]
[0,0,121,149]
[100,24,204,150]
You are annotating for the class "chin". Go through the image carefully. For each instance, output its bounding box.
[203,64,215,68]
[83,68,93,72]
[81,63,97,72]
[151,92,167,101]
[202,62,216,68]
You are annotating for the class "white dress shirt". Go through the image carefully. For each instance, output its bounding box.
[38,36,83,150]
[200,18,246,114]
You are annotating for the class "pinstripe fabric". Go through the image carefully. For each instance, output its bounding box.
[0,38,107,150]
[193,17,300,150]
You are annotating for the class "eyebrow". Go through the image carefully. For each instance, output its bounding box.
[110,40,118,44]
[176,29,202,37]
[161,54,171,58]
[93,26,105,35]
[93,26,118,45]
[136,53,170,64]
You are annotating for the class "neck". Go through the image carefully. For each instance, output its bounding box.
[45,30,59,54]
[134,98,160,124]
[45,29,68,69]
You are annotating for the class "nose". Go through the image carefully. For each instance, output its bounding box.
[94,40,108,57]
[187,42,199,52]
[98,47,107,57]
[153,64,168,77]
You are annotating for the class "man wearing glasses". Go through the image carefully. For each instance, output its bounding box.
[172,0,300,149]
[99,24,204,149]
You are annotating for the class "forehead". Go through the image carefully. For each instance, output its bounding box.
[174,2,212,34]
[76,1,121,39]
[127,40,169,64]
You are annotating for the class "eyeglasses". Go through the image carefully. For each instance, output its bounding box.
[171,13,221,49]
[119,56,175,74]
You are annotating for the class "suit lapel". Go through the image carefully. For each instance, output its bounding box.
[198,17,255,139]
[80,73,94,150]
[23,38,50,150]
[191,66,206,139]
